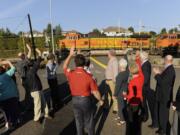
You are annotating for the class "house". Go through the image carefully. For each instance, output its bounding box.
[61,30,82,37]
[101,26,133,37]
[23,30,44,38]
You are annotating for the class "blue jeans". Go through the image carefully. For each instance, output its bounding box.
[117,97,126,121]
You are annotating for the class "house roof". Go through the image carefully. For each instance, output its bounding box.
[102,26,130,33]
[62,30,81,34]
[24,30,43,35]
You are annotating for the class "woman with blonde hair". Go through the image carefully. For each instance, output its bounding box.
[125,61,144,135]
[126,62,144,104]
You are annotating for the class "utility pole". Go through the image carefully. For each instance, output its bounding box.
[49,0,55,54]
[22,32,26,54]
[118,19,121,34]
[88,37,91,57]
[28,14,36,60]
[117,19,121,49]
[139,20,143,51]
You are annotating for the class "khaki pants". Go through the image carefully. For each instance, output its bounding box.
[106,80,118,111]
[171,111,180,135]
[31,91,49,121]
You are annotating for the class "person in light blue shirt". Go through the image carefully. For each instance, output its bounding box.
[0,60,19,129]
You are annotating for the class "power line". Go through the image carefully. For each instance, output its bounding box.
[13,15,28,33]
[0,16,26,21]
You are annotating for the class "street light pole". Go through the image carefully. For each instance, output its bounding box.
[139,20,142,51]
[50,0,55,54]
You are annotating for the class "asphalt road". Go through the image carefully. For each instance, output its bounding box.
[2,56,180,135]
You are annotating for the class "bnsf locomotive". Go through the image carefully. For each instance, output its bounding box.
[59,32,180,55]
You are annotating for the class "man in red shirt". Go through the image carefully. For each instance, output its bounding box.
[63,46,103,135]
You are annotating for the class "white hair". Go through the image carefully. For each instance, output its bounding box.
[140,51,149,61]
[165,55,173,61]
[119,58,128,69]
[108,49,116,56]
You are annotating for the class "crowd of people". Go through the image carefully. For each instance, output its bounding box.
[63,46,179,135]
[0,44,179,135]
[0,44,58,131]
[103,49,178,135]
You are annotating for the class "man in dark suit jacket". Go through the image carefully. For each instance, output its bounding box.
[153,55,176,135]
[140,52,155,125]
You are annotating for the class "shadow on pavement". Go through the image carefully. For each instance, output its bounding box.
[3,73,72,135]
[45,73,72,112]
[94,80,112,135]
[59,120,76,135]
[125,117,142,135]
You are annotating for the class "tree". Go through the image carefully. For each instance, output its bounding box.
[149,31,157,37]
[169,28,174,34]
[128,26,134,33]
[44,23,52,36]
[18,31,24,37]
[0,27,17,37]
[92,28,101,34]
[54,24,62,35]
[168,27,178,34]
[174,27,178,33]
[0,28,5,36]
[88,28,104,37]
[160,28,167,34]
[5,28,11,36]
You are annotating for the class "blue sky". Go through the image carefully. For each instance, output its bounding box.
[0,0,179,33]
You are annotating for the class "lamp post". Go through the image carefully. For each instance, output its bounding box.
[49,0,55,54]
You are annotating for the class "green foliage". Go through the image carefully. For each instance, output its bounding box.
[34,37,46,48]
[43,23,52,36]
[54,24,62,35]
[0,24,64,58]
[44,23,62,36]
[149,31,157,37]
[92,28,101,34]
[128,26,134,33]
[88,28,106,37]
[130,32,151,38]
[168,27,178,34]
[0,37,19,50]
[0,36,46,51]
[160,28,167,34]
[0,28,17,37]
[0,50,19,58]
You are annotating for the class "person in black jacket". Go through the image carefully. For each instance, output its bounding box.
[140,52,156,125]
[171,86,180,135]
[153,55,176,135]
[26,48,52,122]
[114,58,129,125]
[16,44,32,111]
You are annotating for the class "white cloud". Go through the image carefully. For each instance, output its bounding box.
[0,0,36,18]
